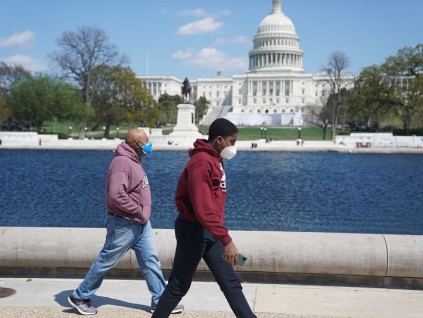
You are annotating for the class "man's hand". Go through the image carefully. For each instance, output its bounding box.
[223,241,238,266]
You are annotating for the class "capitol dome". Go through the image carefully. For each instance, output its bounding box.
[248,0,304,73]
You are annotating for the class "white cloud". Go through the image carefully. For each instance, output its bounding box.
[176,9,207,18]
[172,47,248,72]
[1,55,48,72]
[171,49,193,60]
[0,31,36,48]
[177,17,224,35]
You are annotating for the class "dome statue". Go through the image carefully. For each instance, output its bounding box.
[248,0,304,73]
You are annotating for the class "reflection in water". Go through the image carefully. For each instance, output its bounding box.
[0,150,422,234]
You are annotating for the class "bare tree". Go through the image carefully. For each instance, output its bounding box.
[0,62,29,95]
[51,26,128,138]
[321,51,350,141]
[304,101,330,140]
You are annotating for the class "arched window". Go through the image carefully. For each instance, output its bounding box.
[257,109,261,114]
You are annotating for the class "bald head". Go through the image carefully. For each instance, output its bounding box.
[125,129,149,157]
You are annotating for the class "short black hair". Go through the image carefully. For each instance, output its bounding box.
[208,118,238,142]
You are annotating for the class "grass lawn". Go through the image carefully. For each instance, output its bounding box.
[233,127,328,141]
[42,120,332,141]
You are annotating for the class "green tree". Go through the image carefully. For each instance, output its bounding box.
[7,74,84,131]
[346,65,395,128]
[194,96,209,124]
[91,65,159,138]
[386,44,423,130]
[0,62,30,125]
[51,26,128,138]
[158,94,184,125]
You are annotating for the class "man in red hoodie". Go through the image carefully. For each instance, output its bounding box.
[68,129,183,316]
[152,118,257,318]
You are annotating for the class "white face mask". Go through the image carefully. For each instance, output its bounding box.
[220,140,237,160]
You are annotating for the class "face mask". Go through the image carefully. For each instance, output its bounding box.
[142,142,153,155]
[220,140,237,160]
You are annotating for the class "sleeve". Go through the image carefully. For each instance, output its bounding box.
[187,164,232,246]
[108,171,143,216]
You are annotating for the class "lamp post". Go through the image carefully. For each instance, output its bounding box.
[260,126,263,139]
[297,127,302,140]
[264,127,267,140]
[103,126,106,139]
[84,127,88,139]
[68,126,72,139]
[116,127,120,139]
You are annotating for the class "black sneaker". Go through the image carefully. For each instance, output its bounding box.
[68,295,98,315]
[150,304,184,314]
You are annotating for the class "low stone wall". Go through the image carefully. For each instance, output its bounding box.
[1,227,422,288]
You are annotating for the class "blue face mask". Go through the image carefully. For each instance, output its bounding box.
[142,142,153,155]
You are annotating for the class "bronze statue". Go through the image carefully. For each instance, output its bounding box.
[181,77,191,102]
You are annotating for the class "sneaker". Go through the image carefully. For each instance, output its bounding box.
[150,304,184,314]
[68,295,98,315]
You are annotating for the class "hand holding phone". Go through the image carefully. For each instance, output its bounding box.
[237,253,248,268]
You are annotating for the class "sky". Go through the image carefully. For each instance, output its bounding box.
[1,0,422,80]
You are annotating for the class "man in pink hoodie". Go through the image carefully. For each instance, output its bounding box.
[68,129,183,316]
[152,118,257,318]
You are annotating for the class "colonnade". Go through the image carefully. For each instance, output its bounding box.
[249,52,303,68]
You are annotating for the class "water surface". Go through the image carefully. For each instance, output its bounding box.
[1,150,422,234]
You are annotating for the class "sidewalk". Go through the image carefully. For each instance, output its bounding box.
[1,278,423,318]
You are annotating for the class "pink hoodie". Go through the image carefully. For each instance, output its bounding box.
[105,142,151,224]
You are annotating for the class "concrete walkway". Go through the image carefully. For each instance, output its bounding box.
[1,278,423,318]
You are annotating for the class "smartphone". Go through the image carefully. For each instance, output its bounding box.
[237,253,248,268]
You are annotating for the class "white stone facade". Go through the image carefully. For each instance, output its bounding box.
[139,0,355,126]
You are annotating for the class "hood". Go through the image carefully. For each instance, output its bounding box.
[113,142,140,163]
[189,139,220,159]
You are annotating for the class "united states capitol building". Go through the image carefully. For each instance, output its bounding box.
[139,0,354,127]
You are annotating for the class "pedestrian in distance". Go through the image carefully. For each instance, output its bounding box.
[67,128,183,316]
[151,118,257,318]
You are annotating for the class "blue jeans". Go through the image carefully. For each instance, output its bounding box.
[72,215,166,307]
[151,217,256,318]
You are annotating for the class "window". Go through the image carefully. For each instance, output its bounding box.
[285,80,290,96]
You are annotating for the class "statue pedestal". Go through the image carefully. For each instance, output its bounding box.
[170,104,202,137]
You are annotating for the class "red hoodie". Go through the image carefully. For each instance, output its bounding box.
[175,139,232,246]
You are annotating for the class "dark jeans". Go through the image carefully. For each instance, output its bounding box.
[151,217,257,318]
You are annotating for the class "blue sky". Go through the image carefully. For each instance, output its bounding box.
[1,0,422,80]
